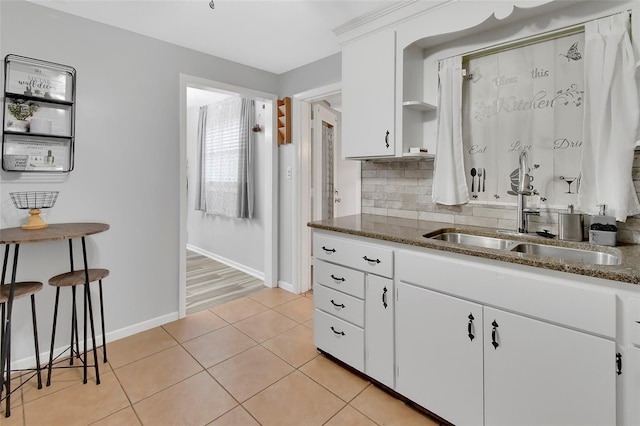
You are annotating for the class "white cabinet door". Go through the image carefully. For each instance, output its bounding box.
[365,275,394,388]
[484,307,616,426]
[396,282,484,426]
[342,29,396,158]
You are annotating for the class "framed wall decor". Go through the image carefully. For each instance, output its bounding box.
[2,55,76,172]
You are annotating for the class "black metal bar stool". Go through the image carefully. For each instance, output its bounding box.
[0,245,43,417]
[46,238,109,386]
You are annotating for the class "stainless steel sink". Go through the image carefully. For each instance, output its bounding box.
[426,231,621,266]
[510,243,621,266]
[429,232,518,250]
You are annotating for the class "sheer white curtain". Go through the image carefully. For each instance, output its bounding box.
[196,96,254,219]
[579,11,640,221]
[432,56,469,205]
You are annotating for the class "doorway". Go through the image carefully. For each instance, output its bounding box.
[179,73,278,318]
[292,84,361,294]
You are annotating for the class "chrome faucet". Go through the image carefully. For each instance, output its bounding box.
[516,151,539,233]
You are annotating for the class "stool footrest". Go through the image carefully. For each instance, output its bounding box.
[49,269,109,287]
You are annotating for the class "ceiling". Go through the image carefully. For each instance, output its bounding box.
[29,0,398,75]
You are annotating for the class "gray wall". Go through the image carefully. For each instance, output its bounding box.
[0,0,282,362]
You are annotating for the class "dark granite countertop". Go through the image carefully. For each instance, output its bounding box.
[308,214,640,285]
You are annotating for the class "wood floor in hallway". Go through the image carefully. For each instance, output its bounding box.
[186,250,265,314]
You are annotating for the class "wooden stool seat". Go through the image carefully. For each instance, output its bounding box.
[49,269,109,287]
[46,267,109,387]
[0,282,43,303]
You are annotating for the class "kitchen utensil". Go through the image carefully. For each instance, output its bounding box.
[470,168,476,192]
[482,168,486,192]
[558,204,583,241]
[477,168,483,193]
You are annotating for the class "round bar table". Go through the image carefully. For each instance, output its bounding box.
[0,223,109,417]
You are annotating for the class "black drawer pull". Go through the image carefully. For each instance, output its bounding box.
[322,246,336,253]
[330,274,345,282]
[616,353,622,375]
[491,320,499,349]
[330,326,345,336]
[330,299,345,309]
[385,130,390,148]
[382,287,388,309]
[467,313,475,341]
[363,256,381,264]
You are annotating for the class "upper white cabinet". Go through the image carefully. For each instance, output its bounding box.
[342,29,396,158]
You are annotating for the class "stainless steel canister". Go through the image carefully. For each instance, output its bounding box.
[558,212,584,241]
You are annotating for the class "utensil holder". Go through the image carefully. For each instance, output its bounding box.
[558,213,583,241]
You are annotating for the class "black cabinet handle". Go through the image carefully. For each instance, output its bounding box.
[385,130,390,148]
[330,326,345,336]
[491,320,499,349]
[363,256,381,264]
[322,246,336,253]
[616,353,622,375]
[330,299,345,309]
[467,313,475,341]
[382,286,388,309]
[330,274,345,282]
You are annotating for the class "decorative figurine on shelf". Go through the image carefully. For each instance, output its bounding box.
[6,99,38,132]
[9,191,59,230]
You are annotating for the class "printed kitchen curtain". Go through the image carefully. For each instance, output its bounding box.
[196,96,254,219]
[578,11,640,221]
[433,56,470,205]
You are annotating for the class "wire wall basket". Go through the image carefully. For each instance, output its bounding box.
[9,191,59,230]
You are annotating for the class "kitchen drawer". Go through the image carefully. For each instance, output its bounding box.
[315,260,365,299]
[314,283,364,327]
[313,232,393,278]
[314,309,364,372]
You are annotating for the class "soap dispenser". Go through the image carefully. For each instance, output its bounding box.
[588,204,617,246]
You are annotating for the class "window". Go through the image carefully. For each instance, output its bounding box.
[461,31,585,208]
[196,96,254,218]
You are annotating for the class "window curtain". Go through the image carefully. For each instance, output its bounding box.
[196,97,254,219]
[432,56,469,205]
[578,11,640,221]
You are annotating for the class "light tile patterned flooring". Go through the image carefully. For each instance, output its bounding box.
[2,288,440,426]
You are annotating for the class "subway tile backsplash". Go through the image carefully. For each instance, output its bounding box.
[360,150,640,244]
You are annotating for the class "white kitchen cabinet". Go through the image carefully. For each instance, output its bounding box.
[484,306,616,426]
[396,282,483,425]
[313,231,395,380]
[396,247,618,425]
[342,29,396,158]
[365,274,394,388]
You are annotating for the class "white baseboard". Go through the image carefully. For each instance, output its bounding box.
[187,244,265,280]
[10,311,179,370]
[278,280,296,294]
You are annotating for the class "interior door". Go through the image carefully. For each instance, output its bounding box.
[312,102,360,220]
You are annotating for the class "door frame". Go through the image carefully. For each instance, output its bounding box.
[312,102,338,221]
[179,73,278,318]
[292,82,361,294]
